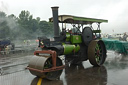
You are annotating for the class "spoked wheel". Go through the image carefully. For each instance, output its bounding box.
[88,40,107,66]
[28,55,63,80]
[44,57,63,80]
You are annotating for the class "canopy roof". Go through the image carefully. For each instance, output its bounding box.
[49,15,108,24]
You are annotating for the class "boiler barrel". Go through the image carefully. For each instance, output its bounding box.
[63,44,80,55]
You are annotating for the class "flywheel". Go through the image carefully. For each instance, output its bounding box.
[82,27,93,46]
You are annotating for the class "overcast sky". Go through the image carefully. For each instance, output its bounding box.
[0,0,128,34]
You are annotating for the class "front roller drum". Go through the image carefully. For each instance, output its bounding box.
[88,40,107,66]
[28,55,63,80]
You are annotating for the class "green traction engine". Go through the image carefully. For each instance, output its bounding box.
[27,7,108,80]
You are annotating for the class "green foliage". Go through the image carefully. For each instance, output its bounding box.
[0,12,10,39]
[0,10,54,40]
[39,21,53,36]
[0,20,10,39]
[0,12,6,17]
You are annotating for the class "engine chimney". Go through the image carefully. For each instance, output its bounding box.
[51,6,60,41]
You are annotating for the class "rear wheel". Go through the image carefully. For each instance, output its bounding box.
[88,40,106,66]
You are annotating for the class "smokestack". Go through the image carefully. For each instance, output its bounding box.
[51,6,60,41]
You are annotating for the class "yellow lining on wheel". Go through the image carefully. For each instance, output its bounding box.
[37,78,42,85]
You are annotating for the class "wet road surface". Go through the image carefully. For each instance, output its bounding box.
[0,51,128,85]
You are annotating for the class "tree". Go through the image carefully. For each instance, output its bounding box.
[7,14,19,40]
[0,11,10,39]
[38,21,54,37]
[0,10,54,40]
[18,10,30,29]
[0,11,6,18]
[17,10,54,39]
[0,19,10,39]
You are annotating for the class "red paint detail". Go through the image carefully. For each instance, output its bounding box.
[27,65,65,73]
[29,50,65,73]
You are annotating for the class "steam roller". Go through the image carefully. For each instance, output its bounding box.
[27,6,108,80]
[28,50,64,80]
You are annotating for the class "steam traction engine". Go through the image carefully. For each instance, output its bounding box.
[27,7,108,80]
